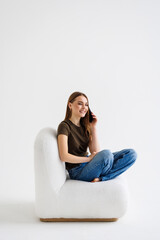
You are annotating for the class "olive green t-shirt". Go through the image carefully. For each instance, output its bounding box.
[57,119,90,171]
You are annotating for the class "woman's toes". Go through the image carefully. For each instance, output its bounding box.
[91,178,100,182]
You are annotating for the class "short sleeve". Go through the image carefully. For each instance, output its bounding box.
[57,121,70,137]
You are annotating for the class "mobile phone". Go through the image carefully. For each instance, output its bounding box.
[89,108,94,122]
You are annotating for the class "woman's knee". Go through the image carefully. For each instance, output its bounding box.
[100,149,114,165]
[128,148,137,163]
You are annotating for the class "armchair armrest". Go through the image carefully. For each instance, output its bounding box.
[34,128,66,194]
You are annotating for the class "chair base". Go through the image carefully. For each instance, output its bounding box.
[40,218,118,222]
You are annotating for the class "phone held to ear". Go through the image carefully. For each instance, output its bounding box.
[89,108,94,122]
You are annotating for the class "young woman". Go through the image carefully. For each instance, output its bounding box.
[57,91,137,182]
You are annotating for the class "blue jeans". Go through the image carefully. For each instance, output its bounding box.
[68,149,137,182]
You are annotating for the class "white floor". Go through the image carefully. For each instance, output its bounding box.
[0,183,159,240]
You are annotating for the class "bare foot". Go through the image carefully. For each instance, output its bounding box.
[91,178,100,183]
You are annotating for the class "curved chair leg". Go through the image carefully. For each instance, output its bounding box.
[40,218,118,222]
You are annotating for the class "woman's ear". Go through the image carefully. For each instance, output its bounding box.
[68,102,72,110]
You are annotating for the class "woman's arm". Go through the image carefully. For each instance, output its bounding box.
[88,112,100,153]
[89,126,100,153]
[57,134,94,163]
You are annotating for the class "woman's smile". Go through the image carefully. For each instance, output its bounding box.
[79,110,86,113]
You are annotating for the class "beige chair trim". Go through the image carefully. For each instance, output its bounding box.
[40,218,118,222]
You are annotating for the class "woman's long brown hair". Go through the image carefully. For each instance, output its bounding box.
[64,91,91,138]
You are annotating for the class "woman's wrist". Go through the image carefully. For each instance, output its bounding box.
[90,125,97,132]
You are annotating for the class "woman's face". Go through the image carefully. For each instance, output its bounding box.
[69,95,89,118]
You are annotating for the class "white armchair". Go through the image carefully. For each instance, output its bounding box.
[34,127,129,222]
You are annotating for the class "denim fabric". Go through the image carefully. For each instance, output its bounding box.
[68,149,137,182]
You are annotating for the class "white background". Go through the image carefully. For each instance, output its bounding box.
[0,0,160,239]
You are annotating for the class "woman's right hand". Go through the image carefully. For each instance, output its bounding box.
[88,151,98,161]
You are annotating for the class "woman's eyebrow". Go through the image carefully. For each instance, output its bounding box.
[78,101,88,104]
